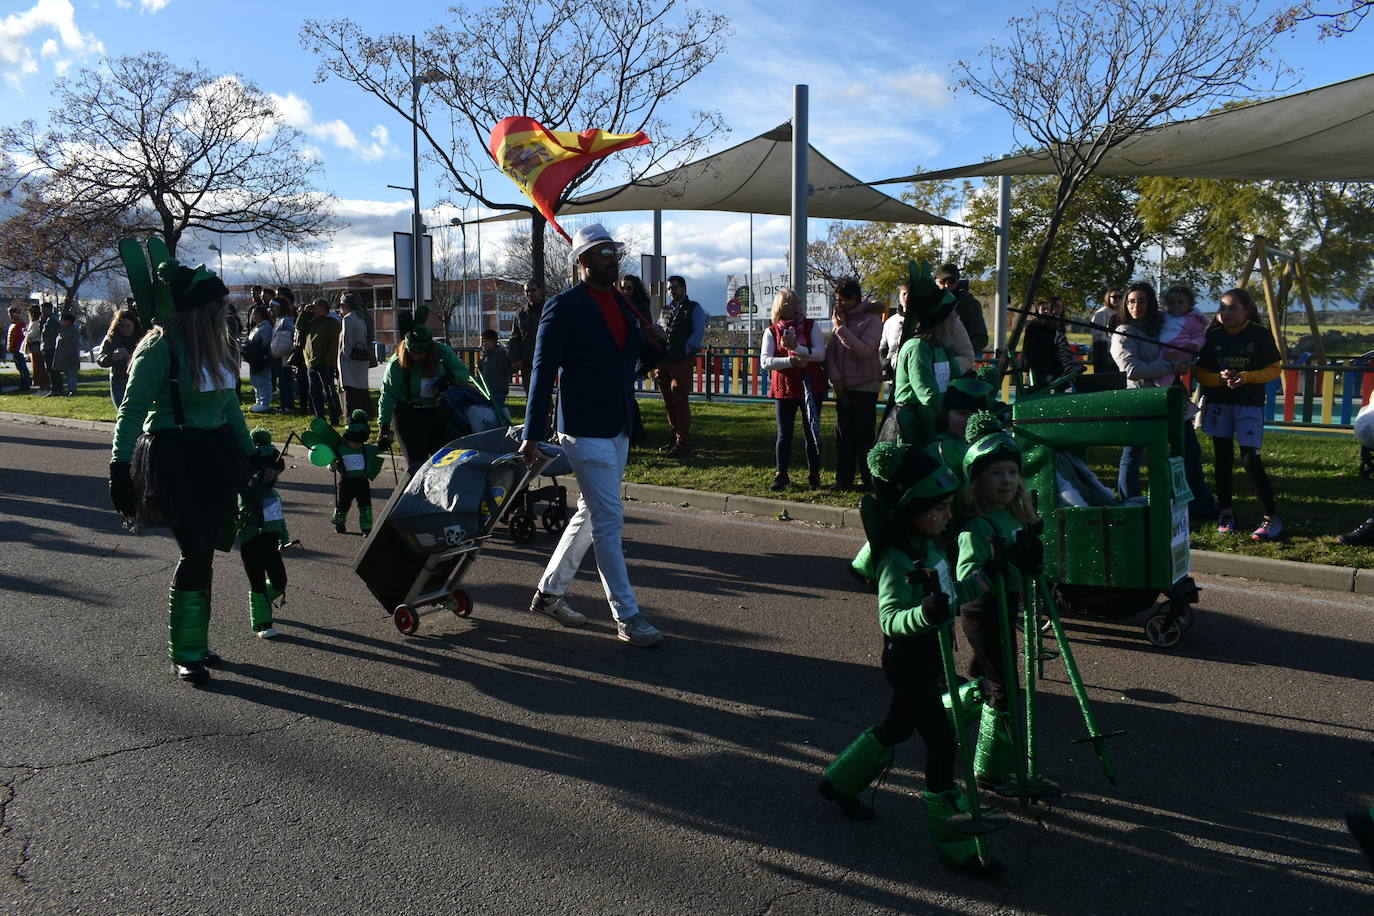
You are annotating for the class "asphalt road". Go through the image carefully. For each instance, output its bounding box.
[2,421,1372,915]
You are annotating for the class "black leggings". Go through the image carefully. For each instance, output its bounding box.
[1213,437,1275,516]
[393,406,452,475]
[239,533,286,593]
[169,511,222,591]
[336,476,372,513]
[872,634,957,793]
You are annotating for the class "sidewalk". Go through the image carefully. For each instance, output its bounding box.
[6,408,1371,599]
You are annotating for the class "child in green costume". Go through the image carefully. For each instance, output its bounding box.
[331,410,383,534]
[956,412,1047,791]
[238,429,291,638]
[818,441,1004,878]
[109,253,252,684]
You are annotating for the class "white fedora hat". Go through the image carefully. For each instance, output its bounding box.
[569,222,624,262]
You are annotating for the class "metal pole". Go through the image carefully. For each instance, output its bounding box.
[995,156,1011,358]
[749,212,754,347]
[653,208,663,325]
[790,84,809,317]
[460,212,468,348]
[410,36,426,324]
[476,193,483,334]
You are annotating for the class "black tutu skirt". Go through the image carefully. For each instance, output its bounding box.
[129,425,248,529]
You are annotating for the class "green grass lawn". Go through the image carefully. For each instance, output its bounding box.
[5,369,1370,567]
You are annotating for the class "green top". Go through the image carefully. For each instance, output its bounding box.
[893,336,956,411]
[304,314,342,369]
[337,441,383,480]
[238,474,289,544]
[377,343,473,428]
[111,331,253,463]
[876,536,958,638]
[956,508,1025,604]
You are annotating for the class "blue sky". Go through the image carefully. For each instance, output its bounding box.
[2,0,1370,310]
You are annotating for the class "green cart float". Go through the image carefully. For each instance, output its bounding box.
[1010,386,1202,649]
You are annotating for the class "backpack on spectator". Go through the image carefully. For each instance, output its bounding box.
[269,321,294,359]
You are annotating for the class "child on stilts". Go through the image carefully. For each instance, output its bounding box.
[818,441,1005,878]
[239,428,290,638]
[955,412,1052,795]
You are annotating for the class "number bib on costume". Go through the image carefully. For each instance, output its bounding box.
[200,365,237,392]
[342,452,365,472]
[262,497,284,522]
[934,360,952,393]
[419,376,438,399]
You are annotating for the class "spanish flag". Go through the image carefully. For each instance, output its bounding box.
[488,117,650,242]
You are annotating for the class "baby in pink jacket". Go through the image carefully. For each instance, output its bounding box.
[1159,286,1208,388]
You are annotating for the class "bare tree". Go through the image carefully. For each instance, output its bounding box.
[954,0,1288,355]
[1,52,339,257]
[0,183,129,314]
[300,0,730,286]
[1278,0,1372,36]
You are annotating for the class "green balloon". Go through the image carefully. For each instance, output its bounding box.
[309,444,337,467]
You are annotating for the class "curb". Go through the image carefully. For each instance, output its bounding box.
[6,411,1369,597]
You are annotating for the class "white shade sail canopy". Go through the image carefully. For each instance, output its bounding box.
[873,72,1374,185]
[476,123,959,226]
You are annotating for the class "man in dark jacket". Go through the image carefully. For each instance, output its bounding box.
[654,275,705,458]
[507,280,545,377]
[303,298,342,424]
[935,263,989,355]
[518,224,666,647]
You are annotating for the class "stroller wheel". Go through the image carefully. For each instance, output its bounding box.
[449,589,473,618]
[1144,612,1182,649]
[509,509,536,545]
[1176,605,1195,631]
[541,506,568,535]
[393,604,420,635]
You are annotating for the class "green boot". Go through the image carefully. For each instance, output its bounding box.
[923,789,1004,877]
[818,727,893,820]
[331,509,346,533]
[359,506,373,535]
[975,707,1016,790]
[168,588,211,683]
[249,591,278,638]
[942,678,986,731]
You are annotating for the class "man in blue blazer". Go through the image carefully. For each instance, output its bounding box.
[518,223,666,646]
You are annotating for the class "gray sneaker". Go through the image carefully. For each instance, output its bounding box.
[615,614,662,647]
[530,591,587,627]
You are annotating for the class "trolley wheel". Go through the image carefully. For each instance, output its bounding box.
[1144,612,1183,649]
[449,589,473,618]
[393,604,420,635]
[541,506,568,535]
[509,509,537,544]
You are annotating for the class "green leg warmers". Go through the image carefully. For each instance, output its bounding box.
[249,591,273,631]
[168,588,210,665]
[975,706,1016,786]
[359,506,373,533]
[823,727,894,799]
[923,789,980,866]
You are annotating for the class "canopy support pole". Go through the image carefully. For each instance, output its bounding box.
[790,85,809,306]
[994,157,1011,359]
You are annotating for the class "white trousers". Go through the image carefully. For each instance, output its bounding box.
[537,432,640,621]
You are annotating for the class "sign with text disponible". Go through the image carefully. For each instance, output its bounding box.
[725,273,829,320]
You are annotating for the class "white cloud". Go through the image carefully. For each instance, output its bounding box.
[0,0,104,90]
[269,91,400,164]
[141,0,173,12]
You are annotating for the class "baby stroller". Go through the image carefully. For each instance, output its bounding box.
[437,382,571,543]
[353,426,571,636]
[1011,385,1201,649]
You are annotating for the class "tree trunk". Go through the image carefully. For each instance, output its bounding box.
[531,213,547,290]
[1005,182,1073,362]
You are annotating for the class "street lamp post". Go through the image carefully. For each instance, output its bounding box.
[406,38,451,333]
[450,216,468,347]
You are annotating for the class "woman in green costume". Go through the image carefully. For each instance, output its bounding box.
[818,441,1004,878]
[376,308,475,474]
[109,262,251,684]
